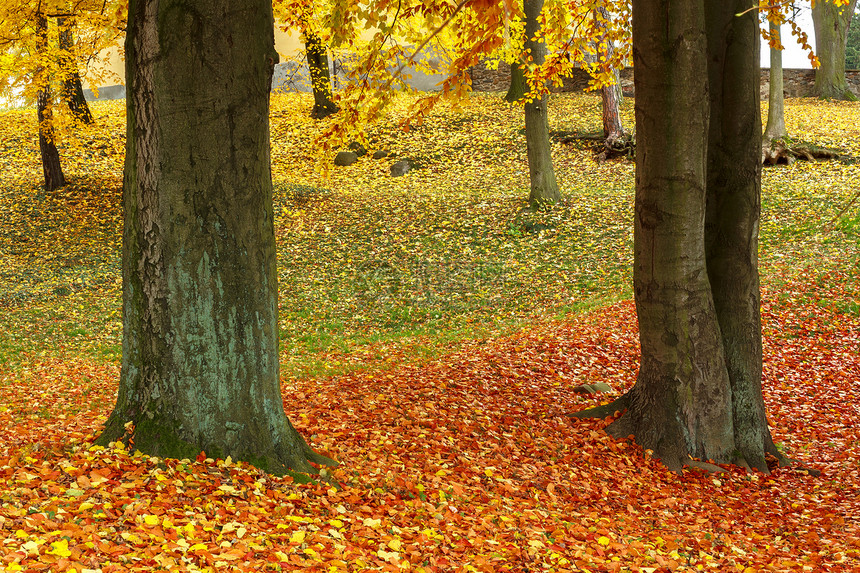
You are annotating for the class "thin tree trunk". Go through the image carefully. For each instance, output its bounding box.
[812,0,858,101]
[594,6,624,142]
[96,0,333,476]
[523,0,562,209]
[305,30,338,119]
[705,0,783,472]
[38,88,66,192]
[58,17,94,125]
[505,61,527,103]
[36,11,66,192]
[763,19,787,140]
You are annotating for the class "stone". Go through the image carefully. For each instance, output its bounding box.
[348,142,368,157]
[334,151,358,166]
[390,160,411,177]
[373,149,392,159]
[572,382,613,394]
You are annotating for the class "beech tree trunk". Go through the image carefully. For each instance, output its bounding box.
[96,0,334,476]
[594,6,624,142]
[584,0,783,473]
[305,30,338,119]
[704,0,782,472]
[58,17,94,125]
[36,11,66,192]
[763,19,787,140]
[37,88,66,192]
[505,61,527,103]
[812,0,858,101]
[523,0,562,209]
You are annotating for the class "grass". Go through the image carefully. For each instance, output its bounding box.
[0,93,857,380]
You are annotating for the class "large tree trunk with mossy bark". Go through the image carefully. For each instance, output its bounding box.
[763,19,786,140]
[523,0,562,209]
[36,11,66,192]
[58,17,94,125]
[96,0,335,477]
[812,0,858,101]
[573,0,786,474]
[305,30,338,119]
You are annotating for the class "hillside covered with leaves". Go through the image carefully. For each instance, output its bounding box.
[0,93,858,571]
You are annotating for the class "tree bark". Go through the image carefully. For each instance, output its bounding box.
[705,0,783,472]
[611,0,734,473]
[763,19,787,140]
[593,0,783,473]
[594,6,624,143]
[504,61,527,103]
[37,88,67,192]
[96,0,334,477]
[305,30,338,119]
[36,11,66,192]
[523,0,562,209]
[812,0,858,101]
[58,17,94,125]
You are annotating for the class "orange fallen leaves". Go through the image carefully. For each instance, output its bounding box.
[1,292,858,571]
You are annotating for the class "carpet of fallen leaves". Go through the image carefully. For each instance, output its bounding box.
[1,93,859,571]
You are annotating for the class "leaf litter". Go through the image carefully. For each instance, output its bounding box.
[0,93,858,571]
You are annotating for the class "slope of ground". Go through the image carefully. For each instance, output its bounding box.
[0,94,858,571]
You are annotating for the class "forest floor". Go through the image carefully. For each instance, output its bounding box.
[0,93,858,572]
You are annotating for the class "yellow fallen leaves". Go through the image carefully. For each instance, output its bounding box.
[46,538,72,557]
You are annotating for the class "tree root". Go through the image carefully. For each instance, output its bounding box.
[595,132,635,163]
[553,130,636,162]
[568,392,823,477]
[762,136,855,166]
[568,393,630,419]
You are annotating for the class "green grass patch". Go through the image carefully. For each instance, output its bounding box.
[0,94,858,376]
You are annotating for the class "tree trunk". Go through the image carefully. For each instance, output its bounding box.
[590,0,783,473]
[96,0,334,477]
[505,61,527,103]
[38,88,67,192]
[305,30,338,119]
[609,0,735,473]
[763,19,787,140]
[36,11,66,192]
[58,17,94,125]
[594,7,624,143]
[812,0,858,101]
[523,0,562,209]
[704,0,783,472]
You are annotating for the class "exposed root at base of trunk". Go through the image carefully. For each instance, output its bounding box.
[553,130,636,162]
[567,393,630,420]
[595,132,635,163]
[310,103,339,120]
[762,136,855,166]
[568,390,820,476]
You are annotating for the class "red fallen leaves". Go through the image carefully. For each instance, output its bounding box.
[1,287,859,572]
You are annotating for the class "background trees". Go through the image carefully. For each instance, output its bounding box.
[96,0,334,476]
[0,0,123,190]
[521,0,562,208]
[812,0,858,100]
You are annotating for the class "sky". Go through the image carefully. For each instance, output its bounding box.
[761,7,816,69]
